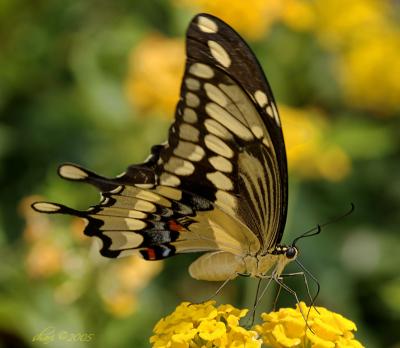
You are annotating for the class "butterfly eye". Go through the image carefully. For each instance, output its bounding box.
[285,247,297,259]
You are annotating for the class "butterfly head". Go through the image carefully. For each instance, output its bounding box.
[273,245,298,260]
[285,246,298,259]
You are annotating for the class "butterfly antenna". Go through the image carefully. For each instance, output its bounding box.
[292,203,355,247]
[295,259,321,316]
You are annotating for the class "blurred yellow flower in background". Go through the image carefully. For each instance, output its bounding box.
[309,0,400,114]
[338,31,400,113]
[125,34,184,118]
[310,0,389,48]
[281,0,400,114]
[281,105,351,182]
[280,0,316,32]
[176,0,282,40]
[25,239,64,278]
[98,255,163,318]
[255,302,364,348]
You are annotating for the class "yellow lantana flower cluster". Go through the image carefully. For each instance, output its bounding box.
[255,302,364,348]
[151,301,364,348]
[150,301,262,348]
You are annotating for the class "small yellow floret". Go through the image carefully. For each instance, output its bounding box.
[256,302,364,348]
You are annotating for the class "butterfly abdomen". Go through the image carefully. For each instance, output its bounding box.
[189,251,245,281]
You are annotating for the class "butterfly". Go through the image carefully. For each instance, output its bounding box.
[32,13,299,282]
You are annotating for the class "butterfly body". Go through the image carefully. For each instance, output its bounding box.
[188,250,296,281]
[32,13,298,282]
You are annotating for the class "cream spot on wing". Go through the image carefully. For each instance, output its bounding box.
[251,125,264,139]
[97,207,134,218]
[32,202,61,213]
[215,190,237,211]
[165,156,195,176]
[204,119,233,140]
[197,16,218,33]
[133,190,171,207]
[185,78,200,91]
[155,186,182,201]
[204,134,234,158]
[254,90,268,107]
[262,138,270,147]
[132,200,156,213]
[134,183,154,189]
[208,40,231,68]
[209,156,233,173]
[206,172,233,190]
[124,218,147,230]
[59,165,88,180]
[206,102,253,140]
[128,210,147,219]
[117,249,138,258]
[109,186,123,194]
[189,63,214,79]
[183,108,197,123]
[180,123,200,142]
[160,173,181,187]
[271,103,281,126]
[104,231,144,250]
[266,105,274,118]
[204,83,227,106]
[174,140,205,161]
[186,92,200,108]
[219,83,259,125]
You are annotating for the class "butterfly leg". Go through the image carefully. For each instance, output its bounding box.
[272,282,282,311]
[246,276,275,326]
[199,276,233,303]
[273,276,315,334]
[272,271,313,310]
[249,278,263,326]
[285,271,320,317]
[250,272,305,323]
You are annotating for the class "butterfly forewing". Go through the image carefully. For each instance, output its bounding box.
[154,14,288,251]
[32,13,288,265]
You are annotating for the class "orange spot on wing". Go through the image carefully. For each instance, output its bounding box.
[168,220,184,232]
[147,248,156,260]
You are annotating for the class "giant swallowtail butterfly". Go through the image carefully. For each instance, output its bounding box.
[32,13,299,282]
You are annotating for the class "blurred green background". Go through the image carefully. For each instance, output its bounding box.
[1,0,399,347]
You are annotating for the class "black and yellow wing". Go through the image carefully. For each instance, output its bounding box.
[32,14,288,265]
